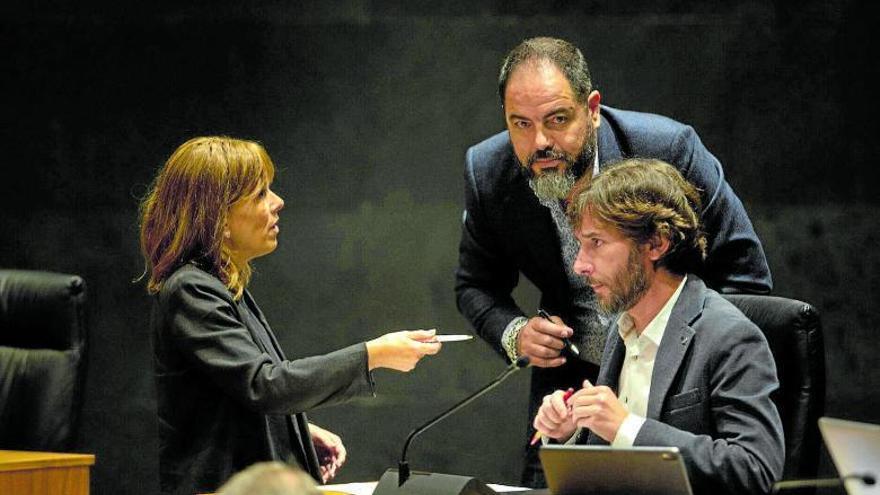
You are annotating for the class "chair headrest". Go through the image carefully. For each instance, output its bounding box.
[0,269,87,350]
[722,294,819,336]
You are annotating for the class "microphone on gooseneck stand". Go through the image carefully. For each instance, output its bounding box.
[373,356,531,495]
[772,472,876,493]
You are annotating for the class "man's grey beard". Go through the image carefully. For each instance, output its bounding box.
[524,131,597,203]
[530,168,576,202]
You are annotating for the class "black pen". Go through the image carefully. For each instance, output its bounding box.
[538,309,580,358]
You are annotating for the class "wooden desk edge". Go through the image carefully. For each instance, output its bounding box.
[0,450,96,472]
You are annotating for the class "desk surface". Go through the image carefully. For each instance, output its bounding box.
[0,450,95,472]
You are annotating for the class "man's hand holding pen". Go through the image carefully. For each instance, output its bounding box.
[569,380,628,443]
[533,379,629,444]
[532,386,579,443]
[531,387,575,445]
[516,310,578,368]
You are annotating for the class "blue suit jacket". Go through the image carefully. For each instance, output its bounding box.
[454,106,773,459]
[583,276,785,495]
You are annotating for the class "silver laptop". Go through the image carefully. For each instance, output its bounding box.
[539,445,693,495]
[819,417,880,495]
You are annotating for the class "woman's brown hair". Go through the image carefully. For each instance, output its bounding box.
[140,136,275,299]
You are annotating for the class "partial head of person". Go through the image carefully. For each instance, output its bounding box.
[565,158,707,316]
[217,461,321,495]
[498,37,602,202]
[140,136,284,300]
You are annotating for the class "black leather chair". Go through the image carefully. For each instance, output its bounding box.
[723,294,826,481]
[0,269,88,451]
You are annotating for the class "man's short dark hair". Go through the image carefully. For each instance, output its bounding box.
[566,158,708,275]
[498,37,593,106]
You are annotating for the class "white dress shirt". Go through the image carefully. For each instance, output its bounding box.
[611,275,687,447]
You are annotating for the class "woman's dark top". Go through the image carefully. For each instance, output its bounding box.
[152,263,375,495]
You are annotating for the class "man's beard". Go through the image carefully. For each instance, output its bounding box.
[590,245,651,317]
[524,127,596,202]
[530,165,577,202]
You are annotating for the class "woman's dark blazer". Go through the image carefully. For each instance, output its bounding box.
[151,263,375,495]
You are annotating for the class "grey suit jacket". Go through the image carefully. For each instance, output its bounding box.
[583,276,785,495]
[152,263,375,495]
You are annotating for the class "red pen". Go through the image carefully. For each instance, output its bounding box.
[529,387,575,446]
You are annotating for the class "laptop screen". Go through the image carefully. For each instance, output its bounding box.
[818,417,880,495]
[539,445,692,495]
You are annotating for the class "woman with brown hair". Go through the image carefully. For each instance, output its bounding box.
[140,136,441,495]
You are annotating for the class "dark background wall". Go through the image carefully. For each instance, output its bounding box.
[2,1,878,493]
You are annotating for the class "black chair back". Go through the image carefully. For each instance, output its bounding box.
[723,294,825,480]
[0,269,88,451]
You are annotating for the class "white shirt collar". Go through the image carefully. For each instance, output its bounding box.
[617,274,688,346]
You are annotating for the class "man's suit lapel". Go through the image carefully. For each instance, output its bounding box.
[646,277,704,420]
[597,111,624,170]
[596,327,625,391]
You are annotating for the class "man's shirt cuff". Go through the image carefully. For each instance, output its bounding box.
[611,414,645,447]
[541,427,582,446]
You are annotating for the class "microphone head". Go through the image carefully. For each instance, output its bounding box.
[515,355,531,368]
[861,474,876,486]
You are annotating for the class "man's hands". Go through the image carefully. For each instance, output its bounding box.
[569,380,629,443]
[517,315,573,368]
[533,388,578,442]
[310,423,346,483]
[366,329,442,371]
[534,380,629,443]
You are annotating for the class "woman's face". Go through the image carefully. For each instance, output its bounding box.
[225,181,284,265]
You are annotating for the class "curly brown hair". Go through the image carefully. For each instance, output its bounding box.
[566,158,707,275]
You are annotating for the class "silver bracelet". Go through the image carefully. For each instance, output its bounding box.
[501,316,529,363]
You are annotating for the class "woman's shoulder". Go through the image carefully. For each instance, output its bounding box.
[159,263,232,305]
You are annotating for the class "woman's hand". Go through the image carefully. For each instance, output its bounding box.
[310,423,346,483]
[366,329,442,371]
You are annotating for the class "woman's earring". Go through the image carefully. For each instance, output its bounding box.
[224,230,231,239]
